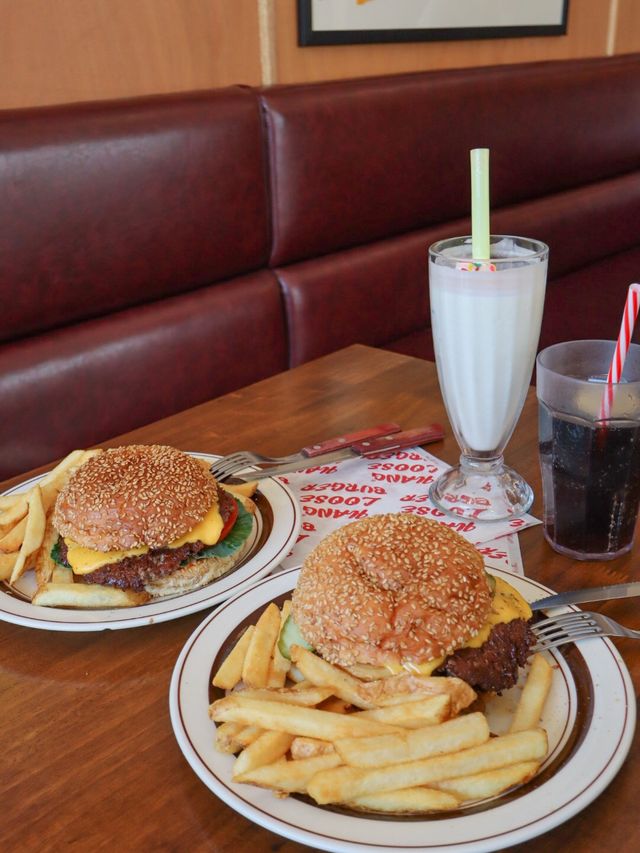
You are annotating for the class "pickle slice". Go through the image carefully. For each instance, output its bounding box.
[277,613,313,660]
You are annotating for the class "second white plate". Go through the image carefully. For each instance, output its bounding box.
[0,452,301,631]
[170,566,636,853]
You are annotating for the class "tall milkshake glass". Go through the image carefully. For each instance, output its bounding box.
[428,235,548,521]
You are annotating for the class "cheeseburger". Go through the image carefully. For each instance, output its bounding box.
[290,514,533,693]
[50,444,254,602]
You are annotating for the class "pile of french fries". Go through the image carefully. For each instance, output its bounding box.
[209,601,553,814]
[0,450,101,593]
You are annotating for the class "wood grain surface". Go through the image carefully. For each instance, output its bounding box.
[1,345,638,852]
[0,0,632,109]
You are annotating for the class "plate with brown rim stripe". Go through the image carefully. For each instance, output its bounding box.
[170,566,635,852]
[0,452,301,631]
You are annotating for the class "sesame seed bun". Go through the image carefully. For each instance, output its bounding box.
[53,444,217,552]
[291,514,492,668]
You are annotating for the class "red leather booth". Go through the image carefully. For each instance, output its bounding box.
[2,54,640,479]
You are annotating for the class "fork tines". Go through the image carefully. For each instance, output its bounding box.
[531,611,602,652]
[210,453,257,480]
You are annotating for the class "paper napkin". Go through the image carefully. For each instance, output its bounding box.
[277,446,539,575]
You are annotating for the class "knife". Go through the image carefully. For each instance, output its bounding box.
[531,581,640,610]
[237,424,445,480]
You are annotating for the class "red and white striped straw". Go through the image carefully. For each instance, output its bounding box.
[607,283,640,383]
[601,283,640,419]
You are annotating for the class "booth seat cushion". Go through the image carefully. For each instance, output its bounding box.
[278,169,640,369]
[0,271,286,480]
[276,233,431,367]
[538,245,640,352]
[262,55,640,267]
[489,172,640,280]
[0,88,270,344]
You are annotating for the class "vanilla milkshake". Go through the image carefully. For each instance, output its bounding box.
[428,235,548,520]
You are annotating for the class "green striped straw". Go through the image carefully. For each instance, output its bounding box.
[470,148,490,261]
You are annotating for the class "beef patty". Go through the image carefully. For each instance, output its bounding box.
[58,486,236,592]
[437,619,535,694]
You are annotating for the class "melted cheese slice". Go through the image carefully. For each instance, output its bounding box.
[65,503,224,575]
[383,577,532,677]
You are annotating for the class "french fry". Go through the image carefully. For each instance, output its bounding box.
[307,729,548,804]
[267,600,292,688]
[0,552,18,581]
[290,645,377,710]
[317,697,351,714]
[232,730,293,778]
[39,481,64,514]
[235,753,342,793]
[235,685,333,706]
[51,565,74,584]
[0,516,27,553]
[34,511,59,587]
[215,722,245,754]
[510,654,553,733]
[344,663,399,681]
[334,711,489,768]
[209,694,401,740]
[10,486,46,584]
[212,626,255,690]
[242,603,282,688]
[433,760,540,802]
[39,449,100,490]
[0,493,24,510]
[0,496,28,530]
[354,694,451,729]
[234,725,264,748]
[290,737,336,760]
[32,582,149,608]
[348,787,459,813]
[0,448,96,524]
[363,674,476,715]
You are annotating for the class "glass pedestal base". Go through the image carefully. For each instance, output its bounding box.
[429,456,533,522]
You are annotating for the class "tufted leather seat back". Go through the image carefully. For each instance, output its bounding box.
[260,55,640,366]
[0,88,286,478]
[3,55,640,480]
[0,88,271,343]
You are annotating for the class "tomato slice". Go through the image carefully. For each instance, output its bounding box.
[218,499,239,542]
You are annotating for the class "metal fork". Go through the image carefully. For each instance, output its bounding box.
[210,450,276,480]
[209,423,401,480]
[532,610,640,652]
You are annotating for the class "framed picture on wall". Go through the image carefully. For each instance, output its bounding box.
[297,0,569,47]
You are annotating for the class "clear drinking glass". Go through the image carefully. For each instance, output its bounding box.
[428,235,548,521]
[537,340,640,560]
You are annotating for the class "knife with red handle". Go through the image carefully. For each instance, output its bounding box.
[301,422,401,456]
[244,424,445,480]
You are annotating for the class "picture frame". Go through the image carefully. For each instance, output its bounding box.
[297,1,569,47]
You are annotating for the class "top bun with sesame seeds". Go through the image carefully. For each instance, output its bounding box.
[292,514,493,668]
[53,444,218,552]
[291,514,535,692]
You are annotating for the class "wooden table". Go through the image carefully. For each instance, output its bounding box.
[1,344,638,852]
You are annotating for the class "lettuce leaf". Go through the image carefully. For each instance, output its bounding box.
[51,537,71,568]
[194,498,253,560]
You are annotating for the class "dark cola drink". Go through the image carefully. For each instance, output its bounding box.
[539,402,640,559]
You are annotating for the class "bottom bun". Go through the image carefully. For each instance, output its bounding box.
[143,536,253,599]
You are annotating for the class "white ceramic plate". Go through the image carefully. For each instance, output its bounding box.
[0,452,301,631]
[170,566,636,853]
